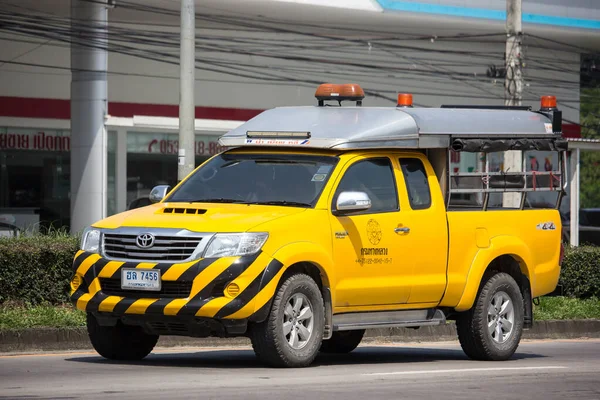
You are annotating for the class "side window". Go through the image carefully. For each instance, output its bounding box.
[333,158,398,213]
[399,158,431,210]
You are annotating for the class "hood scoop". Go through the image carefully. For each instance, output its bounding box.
[161,207,207,215]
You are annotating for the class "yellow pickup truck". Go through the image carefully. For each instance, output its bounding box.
[70,84,565,367]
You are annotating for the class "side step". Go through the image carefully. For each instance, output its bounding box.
[332,309,446,331]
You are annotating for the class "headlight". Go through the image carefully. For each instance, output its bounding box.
[204,233,268,258]
[81,228,101,253]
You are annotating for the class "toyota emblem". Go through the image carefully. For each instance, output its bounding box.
[136,233,155,249]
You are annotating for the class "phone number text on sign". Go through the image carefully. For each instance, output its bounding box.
[148,139,227,156]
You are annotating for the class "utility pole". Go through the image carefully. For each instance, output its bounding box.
[70,0,108,233]
[178,0,196,182]
[503,0,523,208]
[505,0,522,107]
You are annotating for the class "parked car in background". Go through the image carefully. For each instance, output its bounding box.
[561,208,600,246]
[0,222,20,238]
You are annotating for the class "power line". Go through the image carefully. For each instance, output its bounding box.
[0,3,594,120]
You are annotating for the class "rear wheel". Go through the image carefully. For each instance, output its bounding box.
[320,330,365,354]
[250,274,324,367]
[456,272,524,361]
[87,313,158,361]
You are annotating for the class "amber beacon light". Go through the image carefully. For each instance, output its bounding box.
[397,93,413,107]
[540,95,557,110]
[315,83,365,106]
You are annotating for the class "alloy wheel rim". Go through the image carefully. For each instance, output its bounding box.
[283,293,314,350]
[487,291,515,344]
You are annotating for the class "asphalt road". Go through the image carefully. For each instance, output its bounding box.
[1,339,599,400]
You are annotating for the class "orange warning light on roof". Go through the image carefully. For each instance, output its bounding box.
[315,83,365,106]
[541,95,557,109]
[338,83,364,98]
[397,93,413,107]
[315,83,340,99]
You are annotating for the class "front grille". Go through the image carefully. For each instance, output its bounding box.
[99,277,192,298]
[103,233,202,261]
[147,321,189,335]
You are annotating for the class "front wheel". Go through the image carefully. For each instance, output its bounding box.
[250,274,324,367]
[456,272,524,361]
[87,313,158,361]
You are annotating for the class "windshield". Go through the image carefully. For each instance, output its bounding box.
[167,153,339,207]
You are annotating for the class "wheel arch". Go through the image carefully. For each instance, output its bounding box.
[454,235,534,327]
[250,242,334,336]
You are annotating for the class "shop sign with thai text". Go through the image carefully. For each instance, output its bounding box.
[1,129,226,156]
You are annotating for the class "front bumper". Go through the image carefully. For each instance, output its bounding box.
[92,313,248,338]
[69,250,284,321]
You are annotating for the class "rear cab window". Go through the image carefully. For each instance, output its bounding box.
[399,158,432,210]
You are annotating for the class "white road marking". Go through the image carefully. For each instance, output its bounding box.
[364,366,568,376]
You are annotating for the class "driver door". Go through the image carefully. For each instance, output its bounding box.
[329,156,411,308]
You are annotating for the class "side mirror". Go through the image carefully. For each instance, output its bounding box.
[335,191,371,214]
[149,185,171,203]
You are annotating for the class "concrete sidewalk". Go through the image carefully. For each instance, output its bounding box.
[1,320,599,353]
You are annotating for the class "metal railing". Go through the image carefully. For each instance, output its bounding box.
[447,149,567,211]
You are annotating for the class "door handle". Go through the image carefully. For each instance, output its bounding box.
[395,227,410,234]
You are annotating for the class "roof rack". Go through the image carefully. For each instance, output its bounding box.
[218,85,565,151]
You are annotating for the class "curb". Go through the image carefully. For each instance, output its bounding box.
[1,319,599,353]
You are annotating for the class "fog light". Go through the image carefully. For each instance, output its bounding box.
[225,283,240,298]
[70,274,83,293]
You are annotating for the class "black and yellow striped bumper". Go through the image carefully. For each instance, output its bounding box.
[69,249,285,320]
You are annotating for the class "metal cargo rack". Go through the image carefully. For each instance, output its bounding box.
[447,150,567,211]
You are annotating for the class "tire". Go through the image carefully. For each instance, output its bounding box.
[250,274,324,368]
[320,330,365,354]
[456,272,524,361]
[87,313,158,361]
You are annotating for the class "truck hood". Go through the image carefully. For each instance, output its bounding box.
[94,202,307,233]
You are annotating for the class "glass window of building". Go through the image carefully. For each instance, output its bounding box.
[0,128,71,232]
[0,127,117,232]
[126,131,226,210]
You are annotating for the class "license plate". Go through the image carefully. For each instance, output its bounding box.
[121,268,161,291]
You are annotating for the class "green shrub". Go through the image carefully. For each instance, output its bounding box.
[0,233,598,306]
[559,245,600,299]
[0,234,79,305]
[534,296,600,320]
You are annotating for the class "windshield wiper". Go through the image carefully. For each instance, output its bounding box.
[253,200,312,208]
[187,198,248,204]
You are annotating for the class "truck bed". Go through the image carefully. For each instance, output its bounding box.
[440,209,562,309]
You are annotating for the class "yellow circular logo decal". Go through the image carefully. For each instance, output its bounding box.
[366,219,382,245]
